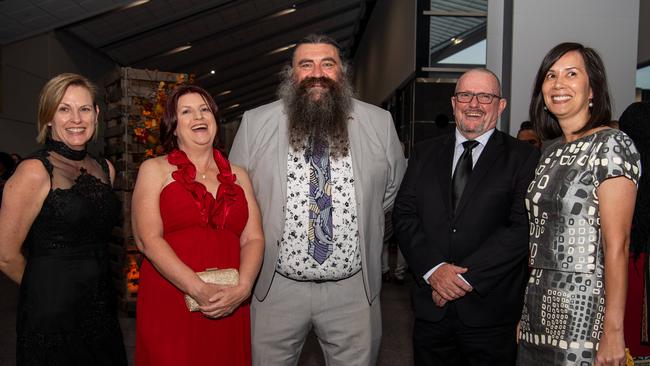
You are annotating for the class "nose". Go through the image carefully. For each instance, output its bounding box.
[193,110,204,120]
[309,64,323,78]
[468,94,480,107]
[552,76,564,89]
[70,108,82,123]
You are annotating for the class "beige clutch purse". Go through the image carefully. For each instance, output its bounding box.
[184,268,239,312]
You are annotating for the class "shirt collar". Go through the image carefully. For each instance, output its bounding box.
[454,127,495,148]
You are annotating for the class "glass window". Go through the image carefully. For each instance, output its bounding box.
[637,65,650,89]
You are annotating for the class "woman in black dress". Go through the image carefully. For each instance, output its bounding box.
[0,73,127,365]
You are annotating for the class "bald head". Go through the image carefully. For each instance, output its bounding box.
[456,68,502,95]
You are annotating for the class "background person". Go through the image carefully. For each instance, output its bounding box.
[618,101,650,358]
[0,151,17,207]
[516,121,542,149]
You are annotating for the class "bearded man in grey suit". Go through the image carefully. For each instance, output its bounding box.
[229,34,406,366]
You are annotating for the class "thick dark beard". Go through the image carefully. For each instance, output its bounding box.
[278,71,354,158]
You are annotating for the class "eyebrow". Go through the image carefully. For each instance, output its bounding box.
[180,103,209,109]
[548,66,581,73]
[58,102,93,107]
[297,57,338,65]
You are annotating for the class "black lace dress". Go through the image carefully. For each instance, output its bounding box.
[16,139,127,366]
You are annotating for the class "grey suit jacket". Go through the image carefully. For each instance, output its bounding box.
[229,99,406,303]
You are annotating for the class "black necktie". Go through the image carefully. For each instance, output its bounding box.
[451,140,479,211]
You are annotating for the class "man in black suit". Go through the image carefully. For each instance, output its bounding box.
[393,69,540,365]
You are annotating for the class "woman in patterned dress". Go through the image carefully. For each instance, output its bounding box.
[517,43,641,366]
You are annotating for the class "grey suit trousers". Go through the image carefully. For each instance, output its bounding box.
[251,271,382,366]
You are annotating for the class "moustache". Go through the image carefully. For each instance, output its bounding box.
[298,76,339,90]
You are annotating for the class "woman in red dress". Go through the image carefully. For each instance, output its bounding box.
[132,85,264,365]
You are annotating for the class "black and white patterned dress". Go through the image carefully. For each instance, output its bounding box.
[517,128,641,365]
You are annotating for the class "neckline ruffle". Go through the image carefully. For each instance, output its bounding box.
[167,149,241,229]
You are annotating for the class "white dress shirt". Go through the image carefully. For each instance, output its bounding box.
[423,128,495,286]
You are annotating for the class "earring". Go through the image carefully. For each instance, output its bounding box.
[543,106,547,111]
[588,99,593,108]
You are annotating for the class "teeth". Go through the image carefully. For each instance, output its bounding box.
[552,95,571,101]
[66,128,85,133]
[191,124,207,130]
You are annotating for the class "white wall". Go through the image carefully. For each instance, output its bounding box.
[505,0,639,135]
[0,31,116,156]
[352,0,416,105]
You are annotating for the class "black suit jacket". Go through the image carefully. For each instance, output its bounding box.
[393,130,540,327]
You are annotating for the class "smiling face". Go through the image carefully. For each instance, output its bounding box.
[174,92,217,149]
[292,43,343,101]
[49,85,98,150]
[451,70,507,140]
[542,50,593,127]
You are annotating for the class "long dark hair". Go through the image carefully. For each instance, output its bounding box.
[529,42,612,140]
[159,85,220,153]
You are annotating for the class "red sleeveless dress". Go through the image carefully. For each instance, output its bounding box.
[135,149,251,365]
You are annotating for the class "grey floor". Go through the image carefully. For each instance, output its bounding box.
[0,249,413,366]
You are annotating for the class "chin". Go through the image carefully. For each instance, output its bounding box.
[65,138,92,148]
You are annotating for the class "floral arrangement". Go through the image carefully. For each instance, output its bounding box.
[132,73,193,159]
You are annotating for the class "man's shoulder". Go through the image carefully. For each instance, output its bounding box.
[413,134,453,154]
[494,130,538,155]
[243,100,284,120]
[351,98,389,117]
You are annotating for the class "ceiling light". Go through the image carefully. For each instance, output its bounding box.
[121,0,150,10]
[217,90,231,96]
[225,104,240,110]
[267,43,296,55]
[210,70,216,74]
[269,8,297,19]
[163,44,192,56]
[451,37,463,45]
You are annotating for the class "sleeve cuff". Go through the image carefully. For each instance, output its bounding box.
[423,262,446,282]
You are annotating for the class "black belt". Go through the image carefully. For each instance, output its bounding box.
[277,269,361,284]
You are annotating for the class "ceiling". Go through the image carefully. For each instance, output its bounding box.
[0,0,375,122]
[0,0,492,122]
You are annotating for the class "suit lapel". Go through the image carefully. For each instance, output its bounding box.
[436,134,455,215]
[347,113,363,207]
[455,130,505,215]
[277,108,289,201]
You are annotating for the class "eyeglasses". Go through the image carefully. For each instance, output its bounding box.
[454,92,502,104]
